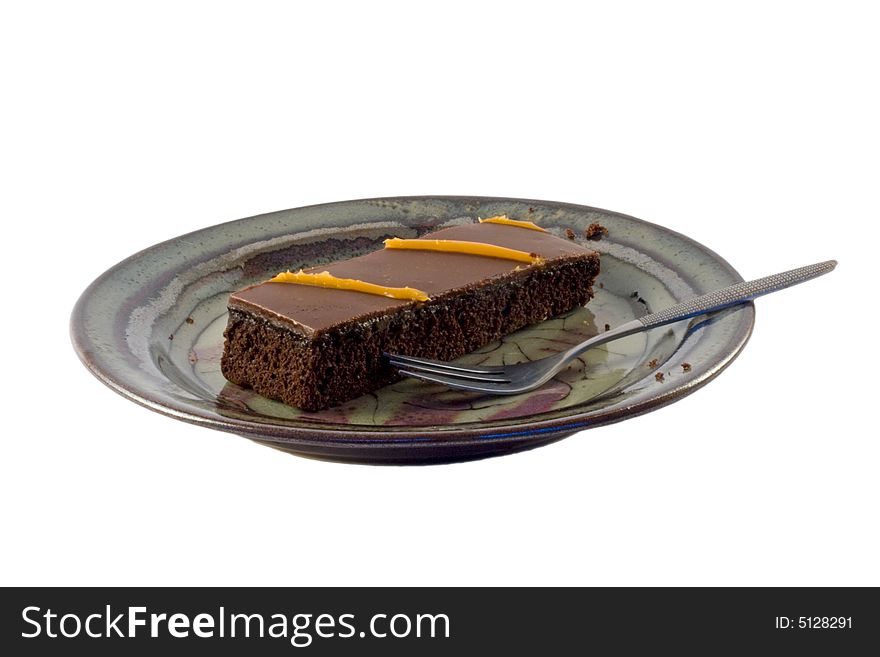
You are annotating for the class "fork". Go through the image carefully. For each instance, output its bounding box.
[385,260,837,395]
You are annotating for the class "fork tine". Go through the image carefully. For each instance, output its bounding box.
[384,352,506,374]
[396,368,517,393]
[388,359,511,383]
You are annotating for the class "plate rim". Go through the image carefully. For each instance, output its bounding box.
[70,195,755,451]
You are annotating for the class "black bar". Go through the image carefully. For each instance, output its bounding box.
[2,587,876,655]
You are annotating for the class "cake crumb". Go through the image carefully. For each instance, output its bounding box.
[604,323,611,332]
[185,317,194,324]
[681,362,692,372]
[647,358,659,369]
[565,228,576,240]
[585,223,609,241]
[655,372,665,383]
[598,281,604,289]
[168,334,174,341]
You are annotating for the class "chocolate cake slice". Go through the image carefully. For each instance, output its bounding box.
[221,218,600,411]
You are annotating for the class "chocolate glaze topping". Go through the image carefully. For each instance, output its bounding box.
[229,222,595,334]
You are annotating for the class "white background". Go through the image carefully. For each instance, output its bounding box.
[2,1,877,586]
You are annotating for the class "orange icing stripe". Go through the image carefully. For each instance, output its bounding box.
[478,215,547,232]
[269,270,430,302]
[383,238,543,264]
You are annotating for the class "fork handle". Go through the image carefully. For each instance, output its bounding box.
[562,259,837,365]
[638,260,837,329]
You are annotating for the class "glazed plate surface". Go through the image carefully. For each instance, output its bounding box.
[71,197,754,463]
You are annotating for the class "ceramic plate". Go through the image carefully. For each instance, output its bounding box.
[71,196,754,464]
